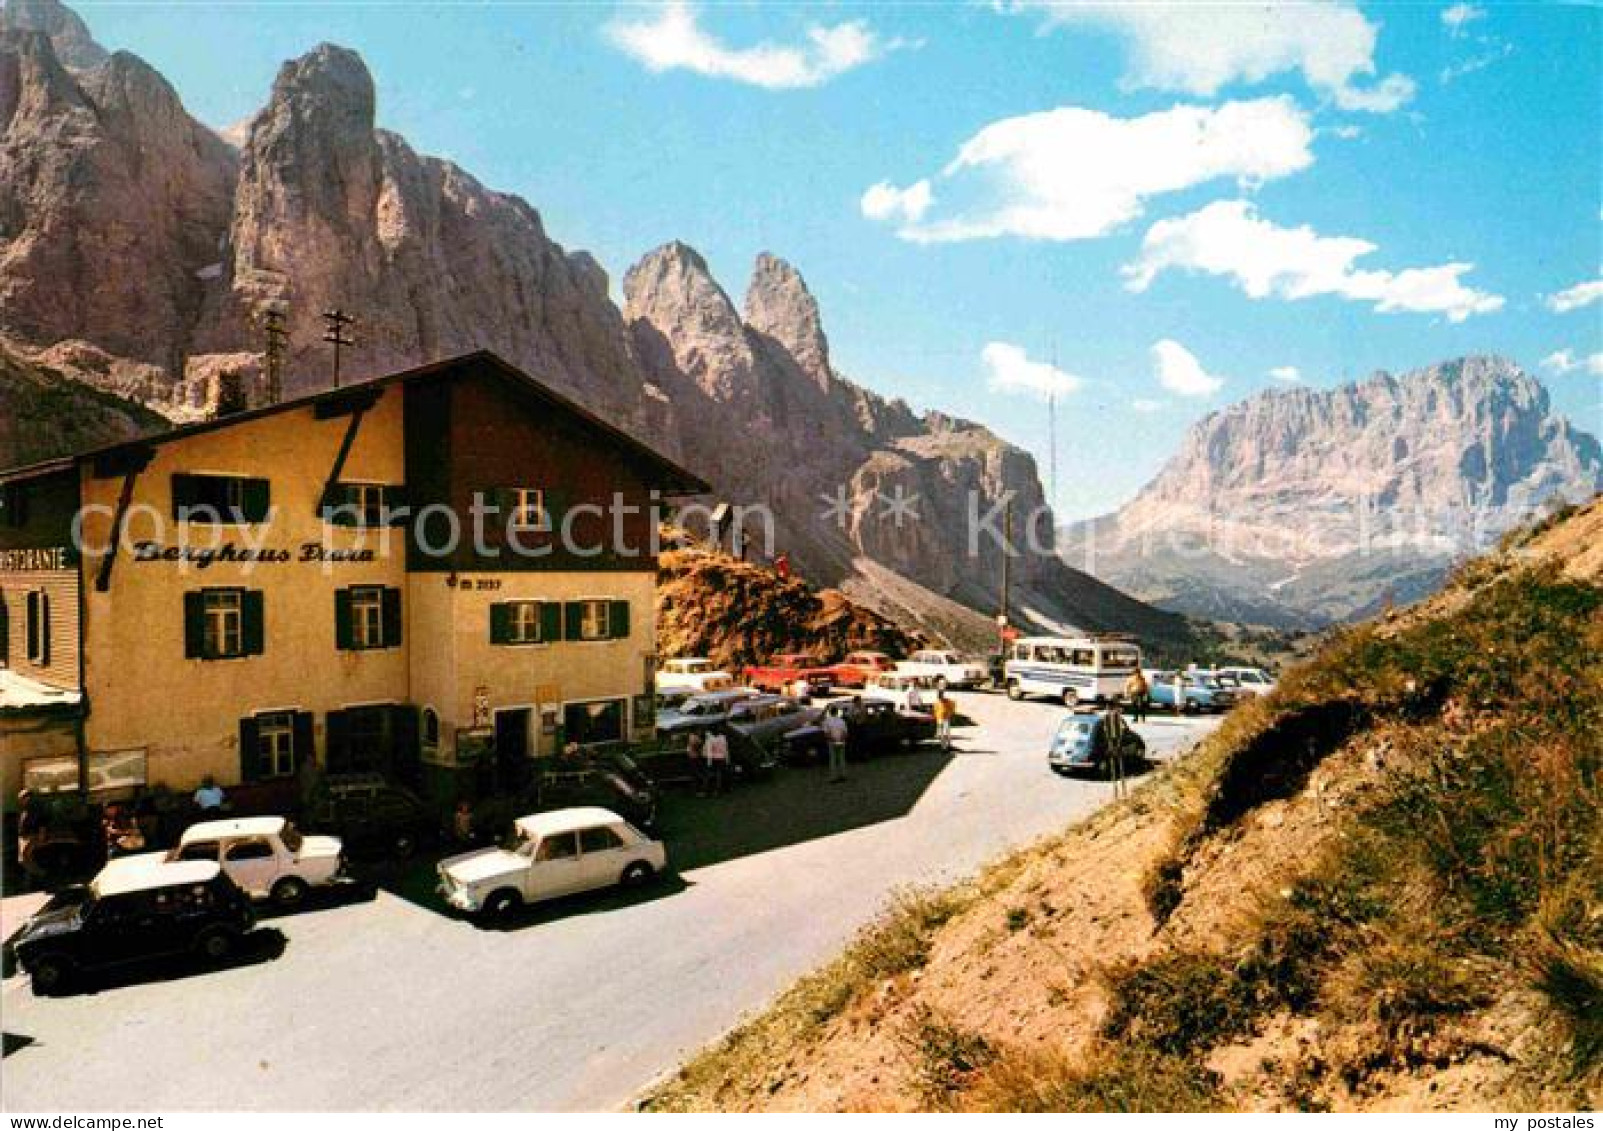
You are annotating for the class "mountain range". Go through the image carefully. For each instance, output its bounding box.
[1061,356,1602,627]
[0,0,1189,653]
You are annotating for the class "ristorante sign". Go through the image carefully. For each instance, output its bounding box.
[0,546,71,571]
[131,540,377,568]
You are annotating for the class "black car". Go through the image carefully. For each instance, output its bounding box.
[8,860,257,995]
[472,756,660,835]
[782,700,937,763]
[629,732,777,788]
[304,774,438,858]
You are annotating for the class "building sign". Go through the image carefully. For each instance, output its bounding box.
[0,547,70,572]
[472,686,492,729]
[131,541,376,568]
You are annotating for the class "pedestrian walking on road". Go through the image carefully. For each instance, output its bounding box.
[932,690,957,752]
[822,711,850,783]
[1124,669,1150,724]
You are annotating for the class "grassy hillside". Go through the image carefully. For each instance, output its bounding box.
[657,536,919,668]
[644,497,1603,1112]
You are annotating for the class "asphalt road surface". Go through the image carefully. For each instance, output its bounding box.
[2,694,1219,1112]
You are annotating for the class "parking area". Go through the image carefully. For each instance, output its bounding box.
[1,692,1220,1112]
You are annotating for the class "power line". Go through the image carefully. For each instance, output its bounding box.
[322,307,357,389]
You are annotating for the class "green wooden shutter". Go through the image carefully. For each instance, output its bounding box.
[184,591,206,658]
[36,591,49,667]
[239,716,262,782]
[489,602,512,644]
[382,587,403,647]
[293,712,315,773]
[565,601,584,640]
[384,485,410,526]
[325,710,350,773]
[540,600,562,643]
[242,478,271,523]
[334,589,354,651]
[609,599,631,640]
[171,473,198,520]
[242,590,265,655]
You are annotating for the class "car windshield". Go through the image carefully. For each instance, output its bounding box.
[1060,720,1094,737]
[501,828,534,853]
[280,822,303,852]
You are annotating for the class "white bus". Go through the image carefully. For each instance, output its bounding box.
[1002,635,1142,706]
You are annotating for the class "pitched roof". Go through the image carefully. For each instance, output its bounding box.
[0,351,710,494]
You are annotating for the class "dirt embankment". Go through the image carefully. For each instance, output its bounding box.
[656,538,920,669]
[645,496,1603,1113]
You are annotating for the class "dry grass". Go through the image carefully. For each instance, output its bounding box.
[962,1042,1222,1112]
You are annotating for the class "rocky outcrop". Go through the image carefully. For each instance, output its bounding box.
[0,0,104,70]
[0,22,236,379]
[0,339,167,467]
[1062,356,1603,626]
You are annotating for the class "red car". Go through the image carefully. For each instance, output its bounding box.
[828,650,898,689]
[743,653,835,696]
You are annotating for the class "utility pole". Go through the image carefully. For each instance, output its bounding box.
[322,308,356,388]
[260,306,288,406]
[998,499,1013,654]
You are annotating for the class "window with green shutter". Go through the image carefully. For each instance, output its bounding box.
[184,588,263,660]
[337,585,402,650]
[173,473,271,523]
[565,598,630,641]
[490,600,545,645]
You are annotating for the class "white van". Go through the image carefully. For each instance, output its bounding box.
[1003,635,1142,706]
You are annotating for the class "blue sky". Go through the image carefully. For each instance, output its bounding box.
[74,1,1602,518]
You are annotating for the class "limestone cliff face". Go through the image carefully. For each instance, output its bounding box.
[0,22,236,377]
[1062,357,1603,626]
[0,5,1191,650]
[624,244,1187,645]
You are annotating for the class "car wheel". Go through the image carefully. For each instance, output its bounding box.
[28,952,73,995]
[271,876,309,909]
[621,861,656,887]
[481,889,522,922]
[1006,679,1023,701]
[194,927,238,964]
[1061,688,1079,708]
[393,832,417,859]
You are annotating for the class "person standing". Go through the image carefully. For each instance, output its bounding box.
[193,775,226,812]
[704,729,731,796]
[687,730,708,796]
[1124,668,1150,724]
[906,680,925,713]
[932,690,957,752]
[822,710,850,783]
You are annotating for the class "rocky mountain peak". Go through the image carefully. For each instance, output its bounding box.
[0,0,105,71]
[744,252,831,390]
[623,241,757,404]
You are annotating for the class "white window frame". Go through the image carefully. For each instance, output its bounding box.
[348,482,388,527]
[203,589,243,659]
[509,601,542,644]
[577,598,611,642]
[509,488,547,530]
[255,711,298,778]
[350,586,385,649]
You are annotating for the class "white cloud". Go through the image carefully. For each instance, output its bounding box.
[1269,365,1302,382]
[1441,4,1485,37]
[1153,339,1225,398]
[605,1,895,89]
[1547,279,1603,314]
[1541,350,1603,378]
[860,180,932,225]
[862,97,1313,243]
[1440,42,1512,84]
[1130,398,1168,413]
[1124,200,1505,323]
[982,342,1086,398]
[999,1,1414,113]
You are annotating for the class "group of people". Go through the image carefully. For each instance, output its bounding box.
[684,729,733,796]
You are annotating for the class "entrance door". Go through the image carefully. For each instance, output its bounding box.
[494,709,532,791]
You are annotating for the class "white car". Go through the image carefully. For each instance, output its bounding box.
[438,807,666,920]
[896,649,990,690]
[1215,666,1278,699]
[863,671,936,711]
[655,657,736,696]
[172,816,345,907]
